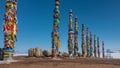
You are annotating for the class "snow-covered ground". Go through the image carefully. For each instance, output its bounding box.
[14,53,28,56]
[106,52,120,59]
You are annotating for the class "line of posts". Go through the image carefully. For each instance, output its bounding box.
[51,0,105,58]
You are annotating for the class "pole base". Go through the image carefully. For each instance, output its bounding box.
[3,56,13,61]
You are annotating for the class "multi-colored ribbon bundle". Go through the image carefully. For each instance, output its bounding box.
[3,0,18,56]
[52,0,60,56]
[68,10,74,55]
[74,17,79,56]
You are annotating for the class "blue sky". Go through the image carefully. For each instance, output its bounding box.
[0,0,120,53]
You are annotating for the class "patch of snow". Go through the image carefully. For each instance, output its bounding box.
[14,53,28,56]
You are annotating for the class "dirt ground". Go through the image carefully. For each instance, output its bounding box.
[0,56,120,68]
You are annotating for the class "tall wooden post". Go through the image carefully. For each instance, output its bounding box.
[97,37,100,58]
[81,24,86,57]
[90,32,93,57]
[74,17,79,56]
[52,0,60,58]
[3,0,18,60]
[86,27,90,57]
[94,35,97,57]
[68,9,74,57]
[102,41,105,58]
